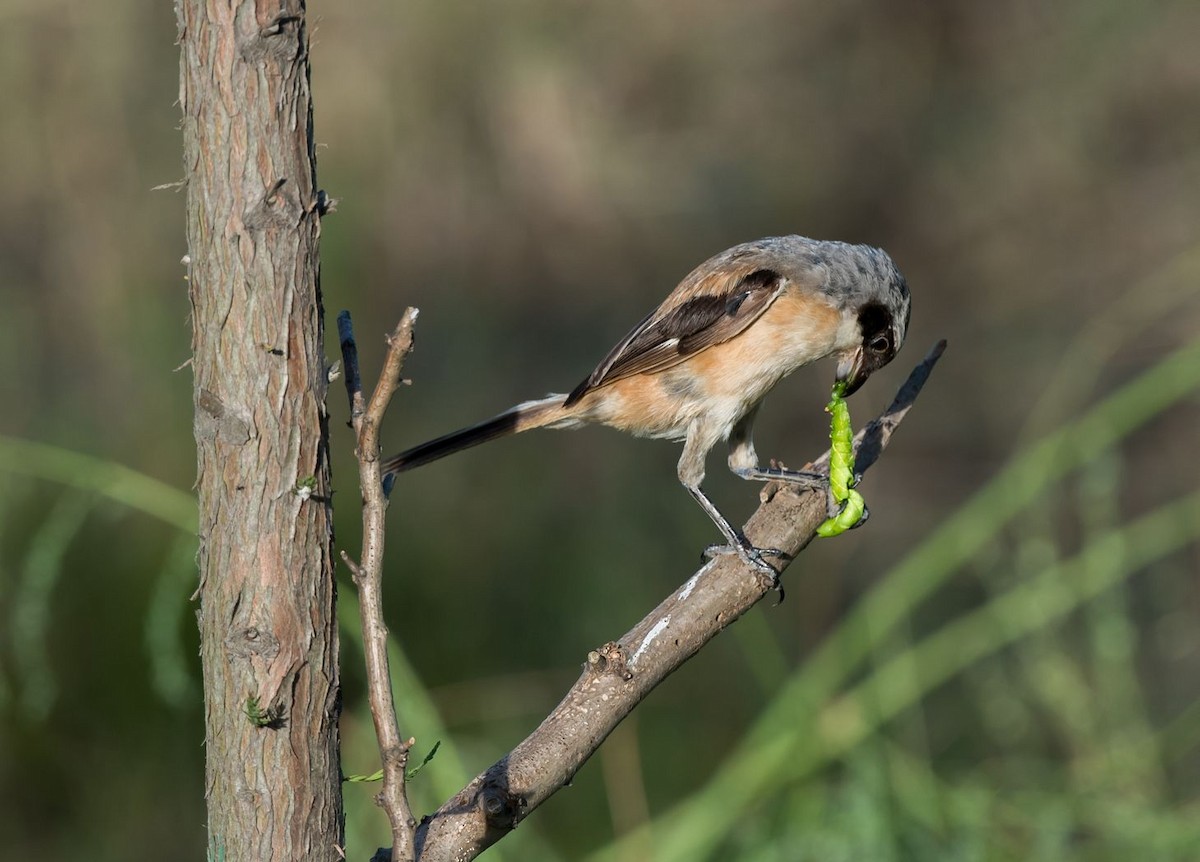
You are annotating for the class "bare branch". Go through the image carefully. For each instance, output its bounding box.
[338,308,421,862]
[413,340,947,862]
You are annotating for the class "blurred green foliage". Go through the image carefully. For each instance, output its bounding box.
[2,1,1199,859]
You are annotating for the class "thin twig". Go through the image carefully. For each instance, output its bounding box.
[338,308,421,862]
[413,340,947,862]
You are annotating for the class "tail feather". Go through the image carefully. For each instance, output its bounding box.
[381,394,571,475]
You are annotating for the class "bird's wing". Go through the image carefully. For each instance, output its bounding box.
[564,264,785,407]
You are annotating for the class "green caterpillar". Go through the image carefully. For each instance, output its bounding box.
[816,381,866,538]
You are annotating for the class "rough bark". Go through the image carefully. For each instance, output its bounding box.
[177,2,342,859]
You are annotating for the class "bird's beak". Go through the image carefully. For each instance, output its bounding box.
[836,347,868,397]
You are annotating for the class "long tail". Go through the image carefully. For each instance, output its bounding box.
[380,394,573,475]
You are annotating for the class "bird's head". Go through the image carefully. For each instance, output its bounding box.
[821,242,911,397]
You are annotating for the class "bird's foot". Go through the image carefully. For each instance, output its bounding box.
[702,540,790,601]
[758,459,829,491]
[702,541,788,570]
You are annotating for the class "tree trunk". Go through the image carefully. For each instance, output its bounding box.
[177,2,342,859]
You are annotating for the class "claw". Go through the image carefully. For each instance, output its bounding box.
[703,541,790,580]
[701,540,789,603]
[849,504,870,529]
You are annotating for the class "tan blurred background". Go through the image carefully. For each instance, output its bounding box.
[2,1,1199,859]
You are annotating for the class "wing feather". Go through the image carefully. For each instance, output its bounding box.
[565,265,784,406]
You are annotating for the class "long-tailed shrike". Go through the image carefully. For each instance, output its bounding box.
[382,235,911,575]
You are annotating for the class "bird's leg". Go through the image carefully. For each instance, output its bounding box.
[678,428,787,585]
[727,412,839,518]
[735,464,841,520]
[686,484,789,579]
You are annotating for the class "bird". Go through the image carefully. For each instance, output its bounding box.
[381,235,911,575]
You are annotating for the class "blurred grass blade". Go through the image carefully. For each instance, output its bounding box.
[11,492,94,721]
[144,533,201,708]
[0,436,195,530]
[0,485,16,710]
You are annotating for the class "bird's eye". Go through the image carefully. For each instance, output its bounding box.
[869,335,890,354]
